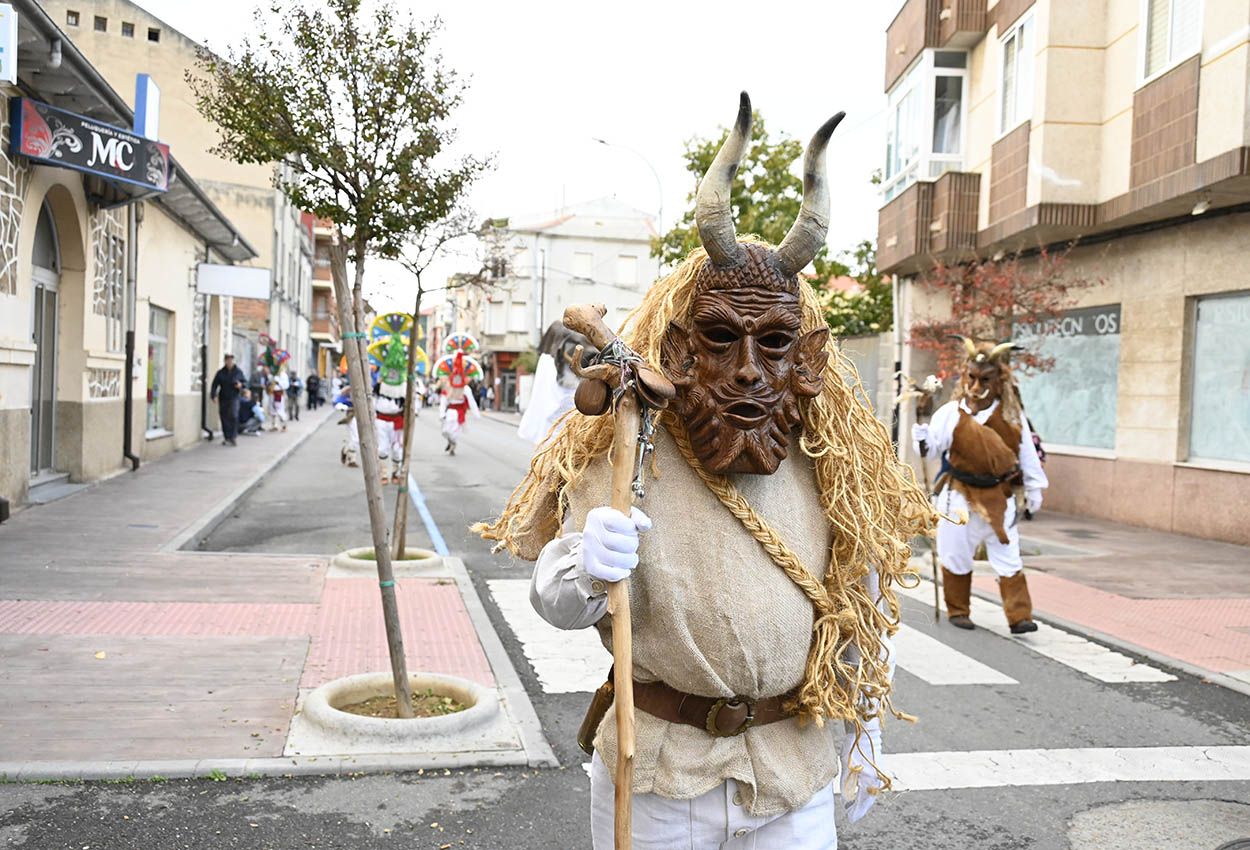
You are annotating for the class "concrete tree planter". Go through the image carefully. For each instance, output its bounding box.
[331,546,441,572]
[297,672,498,753]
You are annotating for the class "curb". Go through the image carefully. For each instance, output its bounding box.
[443,556,560,769]
[961,575,1250,700]
[161,411,332,553]
[0,751,534,783]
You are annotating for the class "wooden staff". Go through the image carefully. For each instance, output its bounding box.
[562,303,673,850]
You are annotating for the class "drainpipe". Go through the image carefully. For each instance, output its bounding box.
[200,243,212,441]
[122,203,140,470]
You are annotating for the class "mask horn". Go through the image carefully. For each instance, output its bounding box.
[989,341,1019,362]
[695,92,751,268]
[774,111,845,276]
[948,334,978,359]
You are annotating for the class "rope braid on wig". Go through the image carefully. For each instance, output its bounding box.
[475,243,937,784]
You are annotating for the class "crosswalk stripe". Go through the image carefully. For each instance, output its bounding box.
[488,579,608,693]
[893,624,1018,685]
[882,745,1250,790]
[895,577,1177,683]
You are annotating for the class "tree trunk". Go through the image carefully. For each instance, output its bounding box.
[391,282,424,558]
[331,240,415,718]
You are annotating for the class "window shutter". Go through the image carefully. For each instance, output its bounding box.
[1145,0,1172,76]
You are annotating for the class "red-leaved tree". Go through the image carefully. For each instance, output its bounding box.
[908,246,1102,378]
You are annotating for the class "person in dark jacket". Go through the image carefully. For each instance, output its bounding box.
[210,354,246,446]
[306,373,322,410]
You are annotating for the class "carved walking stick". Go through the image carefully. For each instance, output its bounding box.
[562,303,674,850]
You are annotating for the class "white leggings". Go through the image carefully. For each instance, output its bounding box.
[936,488,1023,577]
[590,754,837,850]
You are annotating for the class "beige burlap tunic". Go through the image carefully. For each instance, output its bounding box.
[533,426,842,817]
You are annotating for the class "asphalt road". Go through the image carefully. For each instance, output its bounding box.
[4,411,1250,850]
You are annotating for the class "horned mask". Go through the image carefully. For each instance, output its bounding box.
[954,336,1019,414]
[662,93,842,475]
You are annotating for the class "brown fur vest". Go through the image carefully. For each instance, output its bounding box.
[947,406,1020,543]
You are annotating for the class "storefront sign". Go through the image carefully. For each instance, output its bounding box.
[1015,304,1121,338]
[0,4,16,85]
[196,263,271,299]
[8,97,171,192]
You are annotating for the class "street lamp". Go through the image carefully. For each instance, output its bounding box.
[592,137,663,236]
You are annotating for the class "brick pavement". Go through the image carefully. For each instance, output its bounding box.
[967,511,1250,689]
[0,412,501,767]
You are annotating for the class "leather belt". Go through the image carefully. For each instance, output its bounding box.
[632,679,797,738]
[949,464,1019,488]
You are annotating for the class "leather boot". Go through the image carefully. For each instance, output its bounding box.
[942,567,974,629]
[999,571,1038,634]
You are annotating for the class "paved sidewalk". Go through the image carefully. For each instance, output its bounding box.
[952,511,1250,693]
[0,411,550,779]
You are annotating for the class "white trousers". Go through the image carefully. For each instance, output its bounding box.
[935,488,1023,577]
[590,754,837,850]
[346,418,402,462]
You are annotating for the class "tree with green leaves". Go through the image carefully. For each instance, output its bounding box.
[817,239,894,338]
[190,0,487,717]
[653,111,841,279]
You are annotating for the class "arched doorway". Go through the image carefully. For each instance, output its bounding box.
[30,201,60,475]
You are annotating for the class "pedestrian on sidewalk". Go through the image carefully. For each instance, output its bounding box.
[306,373,321,411]
[268,367,290,432]
[480,98,934,849]
[288,372,303,421]
[237,388,262,435]
[210,353,245,446]
[912,337,1048,634]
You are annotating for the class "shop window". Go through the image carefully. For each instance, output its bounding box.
[148,27,161,43]
[1015,305,1122,450]
[66,10,80,26]
[1000,13,1034,134]
[147,306,171,433]
[571,251,594,280]
[883,50,968,202]
[122,22,134,37]
[1188,293,1250,463]
[1143,0,1202,79]
[94,15,107,32]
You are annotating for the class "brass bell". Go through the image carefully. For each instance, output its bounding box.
[574,378,612,416]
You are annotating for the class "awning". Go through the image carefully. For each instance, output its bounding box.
[10,0,256,263]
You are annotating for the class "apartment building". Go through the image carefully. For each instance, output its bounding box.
[878,0,1250,544]
[452,198,660,409]
[1,0,254,508]
[41,0,314,376]
[309,217,340,379]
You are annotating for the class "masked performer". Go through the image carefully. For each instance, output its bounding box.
[437,350,481,456]
[517,321,592,444]
[478,94,934,849]
[912,339,1047,633]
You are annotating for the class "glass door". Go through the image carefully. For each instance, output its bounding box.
[30,270,59,474]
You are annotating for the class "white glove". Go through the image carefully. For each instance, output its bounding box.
[912,423,929,445]
[580,506,652,583]
[1025,488,1043,514]
[840,724,885,824]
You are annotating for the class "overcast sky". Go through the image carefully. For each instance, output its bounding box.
[136,0,901,308]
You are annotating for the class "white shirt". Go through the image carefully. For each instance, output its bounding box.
[917,399,1048,492]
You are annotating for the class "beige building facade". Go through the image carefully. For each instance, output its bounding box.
[879,0,1250,544]
[0,0,254,509]
[41,0,314,377]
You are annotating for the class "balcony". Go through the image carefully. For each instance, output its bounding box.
[886,0,987,90]
[878,171,980,275]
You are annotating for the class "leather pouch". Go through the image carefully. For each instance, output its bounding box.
[577,674,614,756]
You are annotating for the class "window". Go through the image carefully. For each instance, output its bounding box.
[571,251,594,279]
[1188,293,1250,463]
[1015,305,1122,450]
[1144,0,1202,78]
[66,10,79,26]
[1000,14,1035,134]
[146,307,172,433]
[487,299,507,333]
[883,51,968,201]
[147,27,161,43]
[509,300,529,332]
[616,254,638,286]
[514,247,531,278]
[94,15,107,32]
[121,21,134,37]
